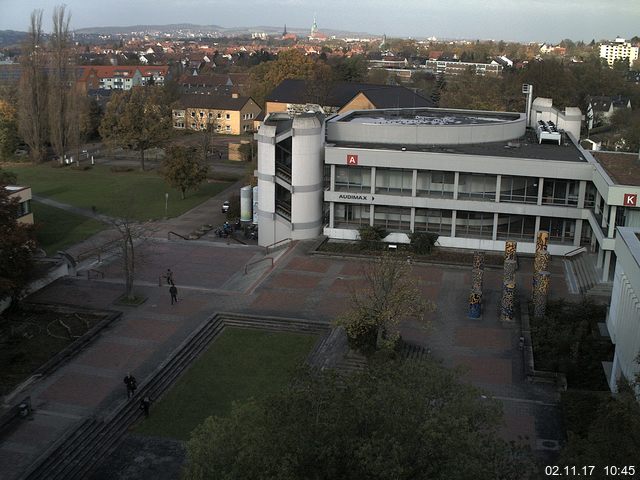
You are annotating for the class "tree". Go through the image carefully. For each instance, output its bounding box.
[48,5,79,162]
[409,231,439,255]
[335,254,432,353]
[161,145,208,200]
[0,178,37,304]
[183,360,537,480]
[17,10,48,163]
[0,98,20,159]
[99,86,171,171]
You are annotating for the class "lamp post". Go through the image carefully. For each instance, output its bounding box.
[165,193,169,218]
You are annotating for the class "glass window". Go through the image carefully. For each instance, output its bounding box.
[335,166,371,192]
[334,203,370,229]
[496,214,536,240]
[226,113,231,119]
[217,113,222,119]
[414,208,452,236]
[416,170,454,198]
[542,179,579,206]
[539,217,576,244]
[457,173,496,201]
[373,206,411,231]
[375,168,413,195]
[500,176,539,204]
[455,211,494,239]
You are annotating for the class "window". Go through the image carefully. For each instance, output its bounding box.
[457,173,496,201]
[542,179,579,206]
[190,111,195,117]
[496,214,536,240]
[208,112,213,119]
[335,203,370,229]
[199,111,205,118]
[373,206,411,231]
[500,176,539,204]
[414,209,452,235]
[226,113,231,119]
[17,200,31,218]
[375,168,413,195]
[335,166,371,192]
[217,113,222,119]
[416,171,454,198]
[455,211,494,239]
[226,125,231,131]
[191,123,196,129]
[539,217,576,243]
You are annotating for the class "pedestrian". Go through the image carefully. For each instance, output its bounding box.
[166,269,174,285]
[170,284,178,304]
[140,396,151,417]
[123,373,137,399]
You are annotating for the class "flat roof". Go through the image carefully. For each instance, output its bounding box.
[330,129,588,163]
[338,108,520,126]
[591,151,640,186]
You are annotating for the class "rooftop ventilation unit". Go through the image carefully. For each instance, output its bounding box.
[535,120,561,145]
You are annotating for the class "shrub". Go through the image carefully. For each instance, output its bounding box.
[409,231,439,255]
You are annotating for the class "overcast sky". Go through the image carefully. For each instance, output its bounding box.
[0,0,638,43]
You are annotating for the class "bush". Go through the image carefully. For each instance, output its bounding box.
[409,231,439,255]
[110,165,135,173]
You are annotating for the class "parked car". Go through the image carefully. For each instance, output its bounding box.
[221,201,230,213]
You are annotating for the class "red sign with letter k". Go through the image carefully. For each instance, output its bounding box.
[624,193,637,207]
[346,154,358,165]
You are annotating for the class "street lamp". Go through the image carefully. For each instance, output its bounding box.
[165,193,169,218]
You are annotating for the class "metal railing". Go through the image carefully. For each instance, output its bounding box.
[264,238,292,255]
[563,246,586,258]
[244,257,274,275]
[167,231,189,241]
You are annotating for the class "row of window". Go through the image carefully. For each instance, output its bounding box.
[333,166,580,206]
[333,204,577,244]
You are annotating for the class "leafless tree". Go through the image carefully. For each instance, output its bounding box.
[49,5,79,162]
[17,10,48,163]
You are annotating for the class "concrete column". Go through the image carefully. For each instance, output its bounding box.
[594,191,601,215]
[597,245,604,268]
[410,207,416,232]
[602,250,612,282]
[495,175,501,203]
[370,167,376,195]
[578,180,586,209]
[412,169,417,197]
[602,202,609,228]
[453,172,460,200]
[492,213,498,241]
[609,350,621,392]
[369,204,375,226]
[537,177,544,206]
[329,202,335,228]
[534,216,541,243]
[574,219,583,246]
[451,210,457,237]
[608,206,617,237]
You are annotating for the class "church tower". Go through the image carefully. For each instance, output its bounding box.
[310,14,318,37]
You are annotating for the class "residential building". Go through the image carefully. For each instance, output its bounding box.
[264,79,432,116]
[172,93,261,134]
[257,103,640,288]
[7,186,33,225]
[599,37,639,67]
[76,66,169,92]
[607,226,640,394]
[586,95,632,128]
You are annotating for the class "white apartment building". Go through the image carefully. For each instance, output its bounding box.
[599,37,639,67]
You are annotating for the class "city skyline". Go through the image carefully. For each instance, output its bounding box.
[1,0,639,43]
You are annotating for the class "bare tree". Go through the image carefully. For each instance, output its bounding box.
[17,10,48,163]
[108,217,151,301]
[49,5,79,162]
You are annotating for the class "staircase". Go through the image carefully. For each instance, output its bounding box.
[564,252,612,299]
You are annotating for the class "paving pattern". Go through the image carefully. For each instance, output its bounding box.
[0,197,576,479]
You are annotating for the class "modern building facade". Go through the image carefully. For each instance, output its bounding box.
[423,59,503,77]
[599,38,639,67]
[607,227,640,393]
[256,105,640,282]
[7,186,33,225]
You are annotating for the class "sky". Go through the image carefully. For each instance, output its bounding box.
[0,0,638,43]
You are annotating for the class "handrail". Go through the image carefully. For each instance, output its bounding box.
[264,237,292,254]
[87,269,104,280]
[167,231,189,241]
[244,257,274,275]
[563,246,586,258]
[75,238,120,263]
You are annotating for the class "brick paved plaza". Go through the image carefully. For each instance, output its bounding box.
[0,227,571,479]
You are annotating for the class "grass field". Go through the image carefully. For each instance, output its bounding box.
[32,201,106,254]
[134,328,318,440]
[9,164,233,221]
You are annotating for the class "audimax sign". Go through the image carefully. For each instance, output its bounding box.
[337,193,373,201]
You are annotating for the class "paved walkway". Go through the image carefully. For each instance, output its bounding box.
[0,190,573,478]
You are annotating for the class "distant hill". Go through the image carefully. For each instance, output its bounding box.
[0,30,28,47]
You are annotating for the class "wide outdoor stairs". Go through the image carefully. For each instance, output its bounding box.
[565,252,612,298]
[20,313,329,480]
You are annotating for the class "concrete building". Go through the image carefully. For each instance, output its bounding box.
[423,59,503,77]
[172,94,261,134]
[607,227,640,393]
[7,186,33,225]
[256,104,640,283]
[599,37,639,68]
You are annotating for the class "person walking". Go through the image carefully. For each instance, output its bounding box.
[166,269,174,285]
[140,396,151,417]
[123,373,137,399]
[170,284,178,305]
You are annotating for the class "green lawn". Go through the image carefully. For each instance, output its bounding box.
[9,164,233,221]
[134,328,318,440]
[32,201,106,254]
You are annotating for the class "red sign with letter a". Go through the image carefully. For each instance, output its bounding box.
[624,193,637,207]
[346,154,358,166]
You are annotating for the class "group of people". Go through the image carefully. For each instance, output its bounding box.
[123,373,151,417]
[166,269,178,305]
